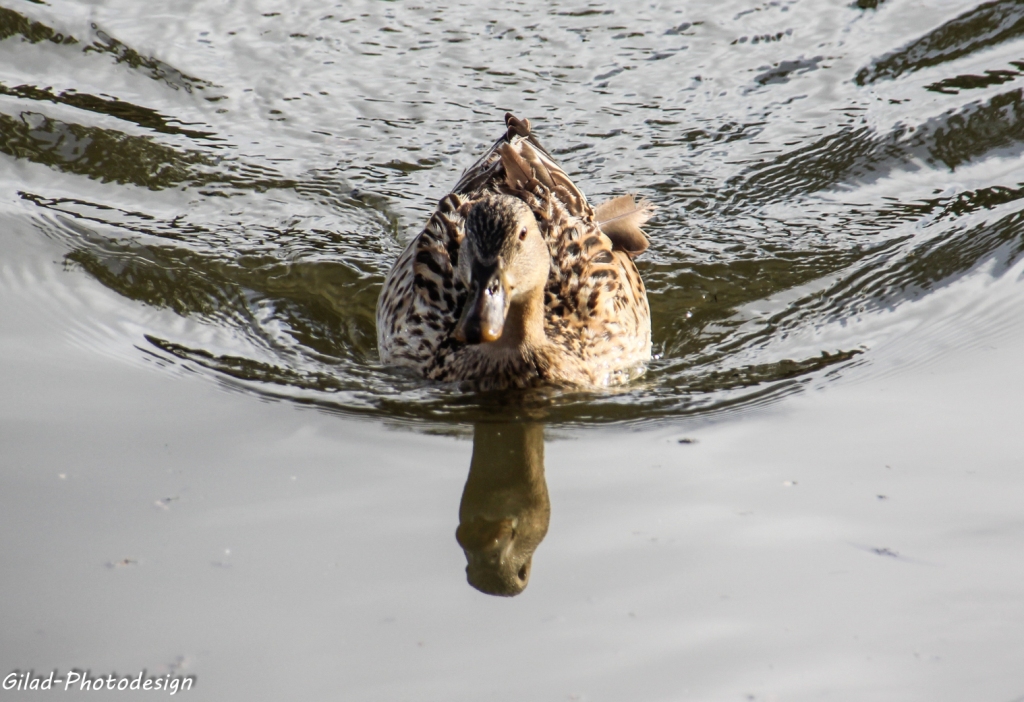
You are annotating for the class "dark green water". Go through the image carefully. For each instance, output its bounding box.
[3,0,1024,699]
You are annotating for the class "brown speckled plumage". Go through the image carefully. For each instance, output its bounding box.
[376,113,652,390]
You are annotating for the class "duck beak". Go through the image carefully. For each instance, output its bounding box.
[454,263,507,344]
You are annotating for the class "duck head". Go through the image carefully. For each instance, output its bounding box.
[454,194,550,345]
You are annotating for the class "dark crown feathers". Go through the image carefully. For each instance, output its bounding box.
[466,195,521,261]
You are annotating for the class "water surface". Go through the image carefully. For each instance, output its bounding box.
[3,0,1024,699]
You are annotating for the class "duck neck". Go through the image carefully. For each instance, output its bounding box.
[495,285,546,350]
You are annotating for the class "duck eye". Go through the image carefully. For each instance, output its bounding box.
[519,227,528,241]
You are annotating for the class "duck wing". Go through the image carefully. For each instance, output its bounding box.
[539,201,651,368]
[376,193,467,368]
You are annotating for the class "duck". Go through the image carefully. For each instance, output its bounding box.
[376,113,653,390]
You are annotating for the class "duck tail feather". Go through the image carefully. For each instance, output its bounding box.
[505,113,532,140]
[594,194,654,257]
[518,140,556,189]
[498,142,535,190]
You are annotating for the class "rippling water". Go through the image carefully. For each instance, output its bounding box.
[5,0,1023,426]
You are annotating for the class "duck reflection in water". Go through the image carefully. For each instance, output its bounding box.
[456,422,550,597]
